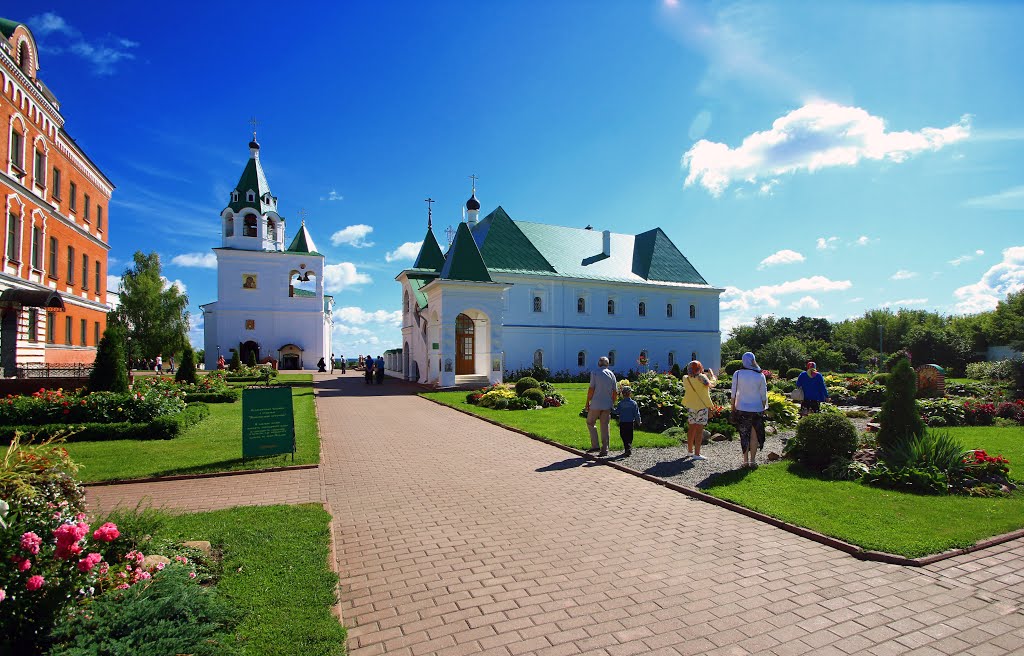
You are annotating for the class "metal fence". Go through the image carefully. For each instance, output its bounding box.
[13,363,94,379]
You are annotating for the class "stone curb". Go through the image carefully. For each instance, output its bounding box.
[323,501,346,626]
[420,395,1024,567]
[82,464,319,487]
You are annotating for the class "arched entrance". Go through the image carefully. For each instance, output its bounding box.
[240,340,259,365]
[455,313,475,375]
[279,344,303,370]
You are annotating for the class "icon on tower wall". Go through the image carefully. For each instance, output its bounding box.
[242,274,258,289]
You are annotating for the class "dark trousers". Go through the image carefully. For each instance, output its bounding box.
[619,422,634,451]
[375,369,384,384]
[365,370,373,384]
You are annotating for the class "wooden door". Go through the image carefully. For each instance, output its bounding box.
[455,314,474,375]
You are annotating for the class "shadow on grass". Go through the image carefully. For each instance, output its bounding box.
[149,455,298,479]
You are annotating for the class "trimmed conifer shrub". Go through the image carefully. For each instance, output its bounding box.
[175,345,197,385]
[229,350,241,371]
[248,350,257,367]
[671,363,683,378]
[786,367,804,379]
[89,323,130,393]
[877,357,925,452]
[785,412,858,472]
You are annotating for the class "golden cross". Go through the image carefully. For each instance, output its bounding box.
[249,116,259,140]
[469,174,478,194]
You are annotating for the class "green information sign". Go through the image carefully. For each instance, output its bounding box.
[242,385,295,459]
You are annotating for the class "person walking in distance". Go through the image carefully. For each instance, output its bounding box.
[585,356,618,457]
[682,360,717,461]
[375,354,385,384]
[364,354,374,385]
[340,355,346,374]
[155,353,163,373]
[731,352,768,468]
[614,385,641,457]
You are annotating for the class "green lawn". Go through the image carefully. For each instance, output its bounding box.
[422,383,677,449]
[156,504,345,656]
[67,374,319,482]
[704,424,1024,558]
[947,425,1024,479]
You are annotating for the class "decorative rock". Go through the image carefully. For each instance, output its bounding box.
[711,433,729,442]
[142,554,171,570]
[182,540,212,557]
[703,429,712,441]
[866,422,880,432]
[767,452,781,462]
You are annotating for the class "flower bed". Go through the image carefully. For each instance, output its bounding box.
[466,380,567,410]
[0,385,185,426]
[0,403,210,444]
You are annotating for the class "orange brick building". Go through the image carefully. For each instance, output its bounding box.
[0,17,113,374]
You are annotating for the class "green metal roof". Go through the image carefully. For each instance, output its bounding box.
[631,228,708,285]
[287,223,321,255]
[229,144,276,214]
[0,17,23,38]
[413,229,445,271]
[471,207,555,274]
[408,277,430,309]
[439,223,492,282]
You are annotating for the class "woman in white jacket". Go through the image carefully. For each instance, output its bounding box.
[731,352,768,468]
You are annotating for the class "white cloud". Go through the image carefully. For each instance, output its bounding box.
[30,13,138,75]
[854,236,871,246]
[881,298,928,308]
[964,185,1024,210]
[788,296,820,311]
[335,307,401,326]
[385,241,422,263]
[891,270,918,280]
[953,246,1024,313]
[161,277,187,295]
[329,224,374,248]
[721,276,852,312]
[949,250,985,266]
[758,180,779,196]
[321,189,344,202]
[847,297,864,303]
[187,311,204,349]
[682,102,970,196]
[106,275,122,294]
[758,249,804,269]
[323,262,371,292]
[171,252,217,269]
[816,236,838,250]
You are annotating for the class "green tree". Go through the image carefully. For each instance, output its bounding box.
[758,335,808,372]
[229,350,241,371]
[110,252,189,363]
[89,323,129,393]
[248,350,257,367]
[989,290,1024,352]
[877,357,925,452]
[175,344,197,385]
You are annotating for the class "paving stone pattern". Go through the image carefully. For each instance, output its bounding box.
[85,372,1024,655]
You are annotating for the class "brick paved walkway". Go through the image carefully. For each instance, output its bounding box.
[86,372,1024,655]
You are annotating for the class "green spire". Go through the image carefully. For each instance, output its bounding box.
[228,140,277,214]
[287,222,321,254]
[439,223,491,282]
[413,229,445,271]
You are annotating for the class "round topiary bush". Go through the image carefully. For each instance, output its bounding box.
[871,373,890,385]
[786,367,804,380]
[521,388,545,405]
[786,412,859,472]
[724,360,744,375]
[515,377,540,396]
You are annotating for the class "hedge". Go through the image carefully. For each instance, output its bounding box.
[1,403,210,444]
[183,389,240,404]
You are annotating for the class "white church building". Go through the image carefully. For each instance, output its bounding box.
[396,190,722,387]
[200,138,333,370]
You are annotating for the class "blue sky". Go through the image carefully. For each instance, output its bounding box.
[19,1,1024,355]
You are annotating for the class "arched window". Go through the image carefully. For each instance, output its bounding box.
[404,291,409,313]
[607,299,615,315]
[232,191,239,203]
[577,297,585,314]
[667,303,673,318]
[534,349,544,367]
[246,191,255,202]
[638,302,646,317]
[578,351,586,367]
[243,215,258,237]
[267,219,277,241]
[19,41,31,75]
[224,214,234,237]
[608,350,616,366]
[533,296,542,312]
[689,304,697,319]
[668,352,675,367]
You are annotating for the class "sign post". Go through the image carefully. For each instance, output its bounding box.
[242,385,295,460]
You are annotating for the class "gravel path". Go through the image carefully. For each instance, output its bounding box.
[608,414,873,489]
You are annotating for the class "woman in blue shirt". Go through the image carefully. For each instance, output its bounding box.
[795,361,829,416]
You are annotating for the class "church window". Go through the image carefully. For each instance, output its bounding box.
[689,304,697,319]
[668,352,675,368]
[608,350,616,367]
[667,303,673,318]
[19,41,31,75]
[9,128,23,171]
[577,297,585,314]
[533,296,542,312]
[534,349,544,368]
[404,291,409,313]
[578,351,586,367]
[607,299,615,315]
[247,191,255,202]
[243,215,258,237]
[225,214,234,237]
[638,301,646,317]
[267,218,277,241]
[232,191,239,203]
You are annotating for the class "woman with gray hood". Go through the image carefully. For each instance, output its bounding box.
[731,352,768,468]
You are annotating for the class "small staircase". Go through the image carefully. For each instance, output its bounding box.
[454,375,490,390]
